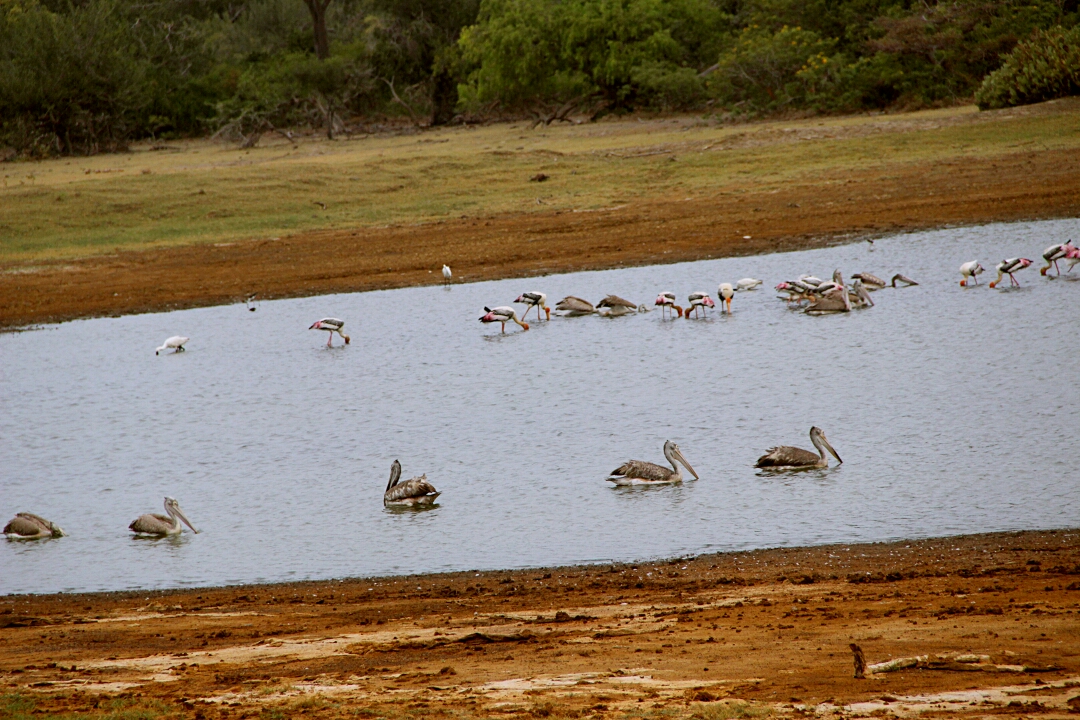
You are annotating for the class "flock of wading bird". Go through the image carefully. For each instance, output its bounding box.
[7,242,1076,540]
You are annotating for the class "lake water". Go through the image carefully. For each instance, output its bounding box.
[2,219,1078,596]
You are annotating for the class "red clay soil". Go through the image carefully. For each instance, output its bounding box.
[3,146,1080,329]
[1,530,1078,719]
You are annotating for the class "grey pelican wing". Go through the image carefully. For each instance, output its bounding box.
[597,295,637,309]
[5,515,48,536]
[129,513,170,534]
[609,460,672,482]
[384,477,439,503]
[555,296,595,314]
[755,446,821,468]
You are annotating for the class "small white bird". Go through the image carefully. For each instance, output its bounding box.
[155,336,189,355]
[442,265,452,285]
[309,318,350,347]
[736,278,762,291]
[959,261,985,287]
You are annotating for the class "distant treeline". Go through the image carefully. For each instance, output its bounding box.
[0,0,1077,156]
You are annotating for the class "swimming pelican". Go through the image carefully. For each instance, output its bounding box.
[479,306,529,332]
[442,265,452,284]
[554,296,597,316]
[4,513,65,539]
[756,426,842,469]
[851,273,886,290]
[596,295,642,316]
[515,292,550,321]
[806,286,851,313]
[1040,242,1076,276]
[851,279,874,307]
[736,278,762,291]
[891,274,919,287]
[988,258,1033,288]
[384,460,440,507]
[655,292,683,318]
[155,336,188,355]
[718,283,735,313]
[686,291,715,318]
[309,318,350,346]
[129,497,199,536]
[959,261,985,286]
[607,440,699,486]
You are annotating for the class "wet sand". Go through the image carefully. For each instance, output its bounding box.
[2,529,1077,718]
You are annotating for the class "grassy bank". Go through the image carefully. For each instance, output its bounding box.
[3,99,1078,265]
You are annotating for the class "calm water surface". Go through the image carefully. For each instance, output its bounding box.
[2,219,1078,595]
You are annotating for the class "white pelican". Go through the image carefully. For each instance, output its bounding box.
[959,261,985,286]
[655,292,683,318]
[442,265,452,284]
[4,513,65,539]
[596,295,643,316]
[479,306,529,332]
[717,283,735,313]
[756,426,842,469]
[607,440,699,486]
[891,273,919,287]
[130,497,199,536]
[555,296,596,316]
[851,272,885,289]
[736,278,762,291]
[989,258,1033,288]
[515,292,550,320]
[1040,242,1076,276]
[686,291,715,318]
[155,336,188,355]
[309,318,350,346]
[384,460,440,507]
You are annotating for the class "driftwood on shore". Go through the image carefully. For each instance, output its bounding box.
[851,647,1062,676]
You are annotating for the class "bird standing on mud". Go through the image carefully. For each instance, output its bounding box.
[607,440,699,486]
[756,426,842,469]
[442,265,452,285]
[479,306,529,333]
[309,318,350,346]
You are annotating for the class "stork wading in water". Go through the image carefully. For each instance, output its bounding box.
[129,497,199,536]
[515,292,551,321]
[686,291,715,318]
[155,336,189,355]
[4,513,65,539]
[989,258,1033,288]
[959,261,985,287]
[554,296,597,316]
[655,292,683,318]
[442,265,452,285]
[384,460,441,507]
[607,440,699,486]
[596,295,643,316]
[718,283,735,313]
[1040,242,1076,276]
[756,426,843,469]
[479,306,529,333]
[309,318,350,346]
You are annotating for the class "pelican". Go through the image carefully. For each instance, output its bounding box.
[756,426,842,469]
[155,336,188,355]
[851,273,886,290]
[384,460,440,507]
[806,285,851,313]
[989,258,1033,288]
[4,513,65,539]
[309,318,350,346]
[554,296,596,316]
[959,261,985,286]
[515,292,550,321]
[442,265,452,285]
[717,283,735,313]
[607,440,699,486]
[686,291,715,318]
[596,295,643,316]
[479,306,529,332]
[1040,242,1076,276]
[736,278,762,291]
[850,279,874,307]
[655,292,683,318]
[891,273,919,287]
[129,497,199,536]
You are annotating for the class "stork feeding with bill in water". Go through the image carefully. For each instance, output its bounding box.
[479,306,529,333]
[309,318,351,346]
[515,292,550,321]
[756,426,842,470]
[607,440,699,486]
[129,497,199,537]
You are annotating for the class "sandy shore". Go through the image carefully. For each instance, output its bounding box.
[2,529,1077,718]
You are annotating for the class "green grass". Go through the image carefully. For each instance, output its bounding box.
[0,693,180,720]
[1,100,1078,264]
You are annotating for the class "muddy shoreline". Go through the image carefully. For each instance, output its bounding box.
[3,529,1077,718]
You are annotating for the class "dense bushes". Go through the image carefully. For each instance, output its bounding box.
[975,25,1080,108]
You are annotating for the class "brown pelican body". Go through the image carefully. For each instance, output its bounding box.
[607,440,699,486]
[555,296,597,316]
[806,287,851,313]
[851,273,886,290]
[384,459,440,507]
[756,426,842,469]
[130,497,199,536]
[891,273,919,287]
[596,295,642,316]
[4,513,65,539]
[850,279,874,307]
[309,318,350,346]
